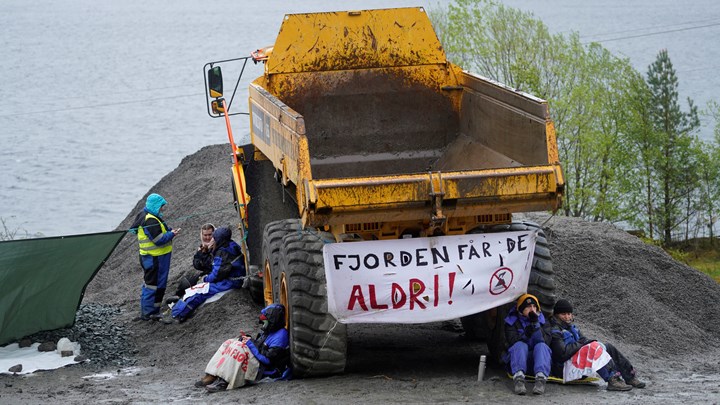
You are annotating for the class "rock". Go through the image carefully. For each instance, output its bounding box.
[57,337,74,353]
[37,342,56,352]
[8,364,22,373]
[18,338,32,348]
[61,350,74,357]
[74,355,88,362]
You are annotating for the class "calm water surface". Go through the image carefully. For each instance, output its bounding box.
[1,0,717,236]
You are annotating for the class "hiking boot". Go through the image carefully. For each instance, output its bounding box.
[607,375,632,391]
[533,373,547,395]
[194,374,216,388]
[165,296,180,305]
[205,378,228,393]
[626,377,646,388]
[513,372,527,395]
[148,313,163,321]
[133,314,151,322]
[161,312,181,324]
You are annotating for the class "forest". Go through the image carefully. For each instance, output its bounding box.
[431,0,720,248]
[428,0,720,281]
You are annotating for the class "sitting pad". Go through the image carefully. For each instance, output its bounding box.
[506,372,600,385]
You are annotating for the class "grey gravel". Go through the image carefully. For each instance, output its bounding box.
[25,303,133,367]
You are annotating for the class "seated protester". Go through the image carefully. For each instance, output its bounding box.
[165,226,245,323]
[548,299,646,391]
[172,223,215,298]
[503,293,552,395]
[196,303,291,392]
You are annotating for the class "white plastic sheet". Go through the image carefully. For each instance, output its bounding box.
[0,342,81,375]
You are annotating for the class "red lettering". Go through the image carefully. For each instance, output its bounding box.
[348,285,369,311]
[221,344,232,356]
[409,278,427,310]
[391,283,406,308]
[433,274,439,307]
[369,285,389,310]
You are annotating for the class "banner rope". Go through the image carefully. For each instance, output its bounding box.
[127,201,243,233]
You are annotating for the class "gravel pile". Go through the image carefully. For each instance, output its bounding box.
[26,303,134,367]
[526,212,720,357]
[71,144,720,371]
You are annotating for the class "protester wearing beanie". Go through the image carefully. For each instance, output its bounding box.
[503,293,551,395]
[517,294,541,314]
[553,299,573,315]
[548,298,646,391]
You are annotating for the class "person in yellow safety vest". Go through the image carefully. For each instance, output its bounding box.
[130,193,181,321]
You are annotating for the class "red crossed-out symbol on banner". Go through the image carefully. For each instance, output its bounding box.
[489,267,513,295]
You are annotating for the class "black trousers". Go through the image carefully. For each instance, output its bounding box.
[605,343,636,381]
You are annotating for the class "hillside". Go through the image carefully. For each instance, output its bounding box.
[3,143,719,404]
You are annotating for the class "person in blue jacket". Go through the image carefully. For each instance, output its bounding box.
[130,193,181,321]
[549,299,646,391]
[503,293,552,395]
[199,303,291,392]
[166,226,245,322]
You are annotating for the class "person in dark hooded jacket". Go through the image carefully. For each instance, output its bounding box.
[197,303,291,392]
[165,226,245,322]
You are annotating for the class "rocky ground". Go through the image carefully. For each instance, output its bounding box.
[2,144,720,404]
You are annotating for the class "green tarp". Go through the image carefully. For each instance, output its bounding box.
[0,231,126,345]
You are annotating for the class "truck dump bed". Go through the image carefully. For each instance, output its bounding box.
[249,7,563,229]
[286,70,551,179]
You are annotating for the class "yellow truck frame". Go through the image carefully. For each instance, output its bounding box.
[205,7,563,377]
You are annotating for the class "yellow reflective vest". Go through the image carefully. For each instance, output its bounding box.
[137,213,173,256]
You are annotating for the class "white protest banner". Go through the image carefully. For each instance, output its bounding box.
[323,230,537,323]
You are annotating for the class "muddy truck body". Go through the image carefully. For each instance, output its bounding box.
[204,7,564,376]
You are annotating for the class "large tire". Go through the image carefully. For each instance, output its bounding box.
[279,227,347,377]
[261,219,301,305]
[240,143,299,305]
[460,220,556,365]
[246,270,265,305]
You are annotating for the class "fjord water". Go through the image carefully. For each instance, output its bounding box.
[1,0,717,236]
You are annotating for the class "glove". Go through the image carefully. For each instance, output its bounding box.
[527,311,539,324]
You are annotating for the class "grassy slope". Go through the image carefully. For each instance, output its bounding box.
[665,238,720,282]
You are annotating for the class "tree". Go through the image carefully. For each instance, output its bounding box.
[696,100,720,244]
[619,73,661,238]
[646,49,700,245]
[431,0,641,222]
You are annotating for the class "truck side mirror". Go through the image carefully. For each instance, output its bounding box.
[211,99,225,115]
[208,66,223,98]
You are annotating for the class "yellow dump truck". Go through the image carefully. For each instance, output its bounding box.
[204,7,564,377]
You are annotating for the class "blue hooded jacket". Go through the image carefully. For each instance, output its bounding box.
[145,193,167,217]
[205,227,245,283]
[246,304,290,378]
[505,306,551,348]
